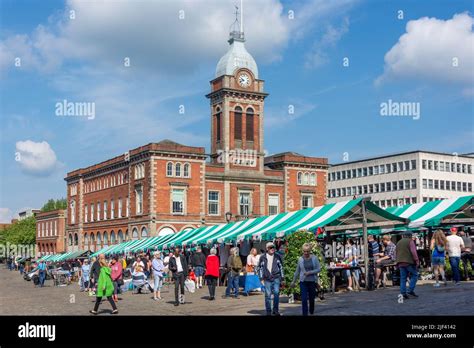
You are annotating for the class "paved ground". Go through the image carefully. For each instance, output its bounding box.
[1,267,472,316]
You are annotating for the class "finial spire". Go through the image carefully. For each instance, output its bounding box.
[228,1,245,44]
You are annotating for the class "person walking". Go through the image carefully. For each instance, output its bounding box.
[430,230,448,287]
[446,227,465,285]
[204,248,219,300]
[90,256,101,295]
[169,248,188,306]
[37,260,47,287]
[110,256,123,302]
[290,243,321,316]
[459,230,472,281]
[152,251,164,301]
[396,232,420,300]
[81,259,91,292]
[89,257,118,315]
[223,247,242,299]
[191,246,207,289]
[258,242,284,316]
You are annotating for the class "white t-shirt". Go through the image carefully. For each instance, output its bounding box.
[446,235,465,257]
[175,256,183,273]
[247,254,258,267]
[133,261,144,269]
[266,254,274,274]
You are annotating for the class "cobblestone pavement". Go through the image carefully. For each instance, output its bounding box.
[1,267,472,316]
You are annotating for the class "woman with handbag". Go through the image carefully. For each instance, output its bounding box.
[110,256,123,302]
[246,248,259,273]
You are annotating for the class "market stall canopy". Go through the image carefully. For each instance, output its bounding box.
[386,195,474,228]
[55,250,87,262]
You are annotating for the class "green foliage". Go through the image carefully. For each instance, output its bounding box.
[444,256,473,278]
[282,230,329,296]
[41,198,67,212]
[0,217,36,246]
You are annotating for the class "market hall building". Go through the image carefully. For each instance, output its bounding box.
[64,23,329,252]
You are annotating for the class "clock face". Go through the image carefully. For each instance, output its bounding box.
[238,73,251,88]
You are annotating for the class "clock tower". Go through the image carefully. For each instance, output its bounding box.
[206,9,268,173]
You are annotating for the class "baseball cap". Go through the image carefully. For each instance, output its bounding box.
[266,242,275,249]
[450,227,458,233]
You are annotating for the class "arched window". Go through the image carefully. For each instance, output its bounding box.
[167,162,173,176]
[297,172,302,185]
[111,231,116,244]
[159,227,175,236]
[246,107,254,141]
[183,163,190,178]
[118,230,123,243]
[234,106,242,140]
[303,173,309,185]
[141,227,148,239]
[84,233,89,248]
[216,109,222,142]
[74,233,78,246]
[175,163,181,177]
[96,232,102,246]
[68,234,73,246]
[132,228,139,240]
[70,200,76,224]
[103,231,108,246]
[310,173,316,186]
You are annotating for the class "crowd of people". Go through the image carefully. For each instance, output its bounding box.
[5,226,472,315]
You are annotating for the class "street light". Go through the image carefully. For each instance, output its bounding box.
[225,212,233,223]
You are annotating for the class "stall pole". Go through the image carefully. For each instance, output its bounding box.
[361,199,369,289]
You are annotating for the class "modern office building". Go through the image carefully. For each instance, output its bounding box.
[327,151,474,208]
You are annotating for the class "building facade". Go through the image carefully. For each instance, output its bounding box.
[35,209,67,256]
[327,151,474,208]
[18,208,41,221]
[64,21,328,252]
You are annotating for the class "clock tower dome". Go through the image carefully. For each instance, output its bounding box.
[206,7,268,173]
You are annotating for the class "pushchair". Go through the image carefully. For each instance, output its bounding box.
[132,273,150,294]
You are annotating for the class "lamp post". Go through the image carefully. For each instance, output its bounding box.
[225,212,233,223]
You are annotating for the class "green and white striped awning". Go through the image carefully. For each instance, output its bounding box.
[386,195,474,228]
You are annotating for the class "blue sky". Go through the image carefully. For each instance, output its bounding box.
[0,0,473,221]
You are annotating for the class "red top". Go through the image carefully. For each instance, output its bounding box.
[110,262,123,281]
[205,255,219,277]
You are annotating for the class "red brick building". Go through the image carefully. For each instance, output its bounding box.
[35,209,67,256]
[64,24,328,252]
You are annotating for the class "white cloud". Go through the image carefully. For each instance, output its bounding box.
[376,13,474,87]
[15,140,59,176]
[304,17,350,69]
[0,208,13,223]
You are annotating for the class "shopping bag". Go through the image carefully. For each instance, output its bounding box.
[184,279,195,293]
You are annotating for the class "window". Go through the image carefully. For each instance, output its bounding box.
[411,197,417,204]
[166,162,173,177]
[363,167,368,176]
[392,163,397,172]
[374,166,379,175]
[405,180,410,190]
[216,110,221,142]
[136,186,143,215]
[368,167,373,176]
[301,194,313,209]
[439,161,445,171]
[399,180,404,190]
[451,163,455,172]
[141,227,148,239]
[239,192,251,216]
[363,185,368,194]
[132,228,139,240]
[303,173,309,185]
[462,164,467,173]
[208,191,220,215]
[422,179,427,189]
[468,183,472,192]
[111,199,114,219]
[440,180,445,190]
[268,194,279,215]
[446,162,451,172]
[246,108,254,141]
[368,185,373,194]
[91,204,94,222]
[172,188,185,214]
[84,205,88,223]
[434,161,439,171]
[118,198,122,218]
[428,179,433,189]
[379,165,385,174]
[175,163,181,177]
[96,232,102,246]
[110,231,116,244]
[411,160,416,170]
[103,201,107,220]
[126,197,130,217]
[457,182,462,191]
[387,182,392,191]
[103,232,108,246]
[70,200,76,224]
[352,169,356,178]
[411,179,417,189]
[97,202,101,221]
[422,160,427,169]
[374,183,379,193]
[380,183,385,192]
[357,168,362,177]
[297,172,302,185]
[234,106,242,141]
[468,165,472,174]
[183,163,190,178]
[428,160,433,170]
[310,173,316,186]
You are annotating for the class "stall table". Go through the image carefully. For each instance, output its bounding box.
[327,266,362,293]
[239,273,263,295]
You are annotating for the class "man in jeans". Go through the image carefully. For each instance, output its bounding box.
[37,260,47,287]
[447,227,465,285]
[258,242,284,316]
[396,232,419,300]
[169,248,188,306]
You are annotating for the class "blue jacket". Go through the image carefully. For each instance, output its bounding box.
[292,255,321,283]
[258,253,284,281]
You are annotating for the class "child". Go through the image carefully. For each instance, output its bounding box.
[188,268,197,284]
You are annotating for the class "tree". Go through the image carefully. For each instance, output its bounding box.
[41,198,67,212]
[1,216,36,246]
[282,230,329,297]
